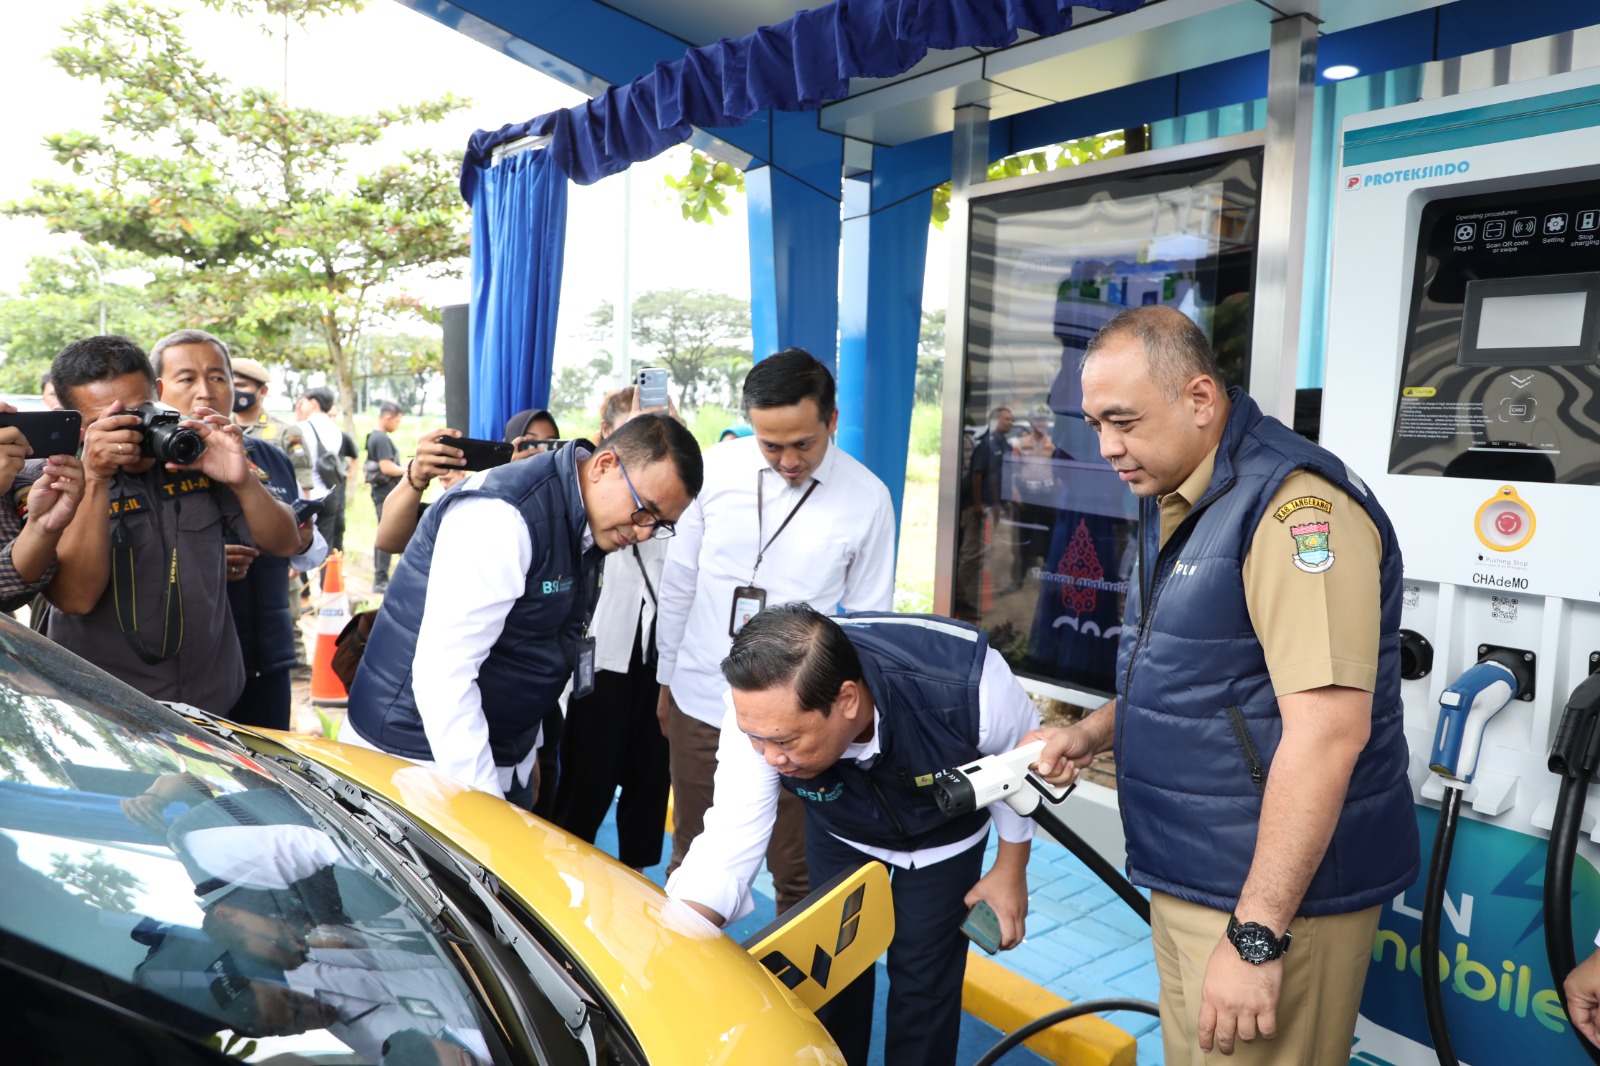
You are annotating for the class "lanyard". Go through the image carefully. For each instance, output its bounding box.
[751,470,819,583]
[632,544,657,607]
[110,475,185,665]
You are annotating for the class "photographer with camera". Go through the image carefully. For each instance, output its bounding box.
[43,335,300,714]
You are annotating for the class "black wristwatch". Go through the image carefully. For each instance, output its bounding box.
[1227,914,1292,964]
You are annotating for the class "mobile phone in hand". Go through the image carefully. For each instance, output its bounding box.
[635,367,670,409]
[0,411,83,455]
[452,435,515,471]
[961,900,1003,954]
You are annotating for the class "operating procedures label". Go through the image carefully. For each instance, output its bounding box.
[1395,398,1488,442]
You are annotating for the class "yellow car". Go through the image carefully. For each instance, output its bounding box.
[0,619,882,1064]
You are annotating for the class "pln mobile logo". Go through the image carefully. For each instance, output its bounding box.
[1346,175,1362,190]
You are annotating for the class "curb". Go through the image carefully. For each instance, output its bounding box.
[962,950,1138,1066]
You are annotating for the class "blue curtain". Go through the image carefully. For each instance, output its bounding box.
[464,147,568,441]
[460,0,1142,187]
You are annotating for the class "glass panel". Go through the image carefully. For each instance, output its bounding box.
[0,622,503,1064]
[953,150,1262,696]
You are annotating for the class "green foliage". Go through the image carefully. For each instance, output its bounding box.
[588,289,751,409]
[548,356,612,418]
[908,401,943,460]
[930,129,1132,230]
[915,309,945,405]
[50,849,144,912]
[4,0,472,432]
[662,149,744,224]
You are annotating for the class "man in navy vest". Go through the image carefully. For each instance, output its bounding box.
[344,413,702,810]
[668,604,1039,1066]
[1029,306,1418,1065]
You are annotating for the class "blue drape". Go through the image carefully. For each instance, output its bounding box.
[464,147,568,440]
[459,0,1142,189]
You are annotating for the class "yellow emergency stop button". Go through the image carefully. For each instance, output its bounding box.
[1474,484,1535,553]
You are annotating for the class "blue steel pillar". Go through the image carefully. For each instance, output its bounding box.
[837,136,948,531]
[746,114,845,367]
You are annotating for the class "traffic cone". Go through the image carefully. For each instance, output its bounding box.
[311,551,351,707]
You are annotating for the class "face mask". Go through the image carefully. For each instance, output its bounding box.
[233,390,257,414]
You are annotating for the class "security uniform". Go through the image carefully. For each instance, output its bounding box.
[240,411,290,443]
[46,468,249,714]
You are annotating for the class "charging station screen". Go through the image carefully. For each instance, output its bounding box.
[955,148,1260,696]
[1389,179,1600,484]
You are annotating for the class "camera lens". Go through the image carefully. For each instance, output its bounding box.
[147,423,206,465]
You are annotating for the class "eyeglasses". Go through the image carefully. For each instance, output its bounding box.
[615,456,676,539]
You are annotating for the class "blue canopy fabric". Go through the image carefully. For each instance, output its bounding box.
[460,0,1143,191]
[464,146,568,440]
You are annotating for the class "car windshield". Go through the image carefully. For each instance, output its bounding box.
[0,619,505,1065]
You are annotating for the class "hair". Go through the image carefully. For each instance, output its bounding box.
[49,335,156,410]
[740,347,836,421]
[39,372,50,390]
[1081,305,1222,400]
[378,401,403,419]
[503,408,560,444]
[381,1029,443,1066]
[151,329,232,378]
[301,386,335,413]
[987,406,1012,427]
[598,386,635,440]
[601,412,704,498]
[720,604,864,715]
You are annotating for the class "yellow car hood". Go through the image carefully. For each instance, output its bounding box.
[259,730,842,1065]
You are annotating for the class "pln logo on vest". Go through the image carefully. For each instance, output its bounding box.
[795,782,844,803]
[1290,521,1335,573]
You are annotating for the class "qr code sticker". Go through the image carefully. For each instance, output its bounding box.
[1490,595,1518,623]
[1402,585,1420,610]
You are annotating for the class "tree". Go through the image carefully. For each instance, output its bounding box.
[4,0,471,434]
[50,850,144,913]
[589,290,751,409]
[0,250,168,391]
[360,332,443,415]
[549,355,612,417]
[915,309,945,405]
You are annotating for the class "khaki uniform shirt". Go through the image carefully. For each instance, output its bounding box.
[240,411,291,444]
[45,469,249,713]
[1158,446,1382,697]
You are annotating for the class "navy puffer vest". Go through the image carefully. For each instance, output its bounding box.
[347,443,600,767]
[1115,389,1418,916]
[779,613,991,851]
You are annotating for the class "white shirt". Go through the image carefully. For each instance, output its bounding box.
[344,457,594,797]
[655,437,897,726]
[299,411,345,494]
[591,536,666,673]
[665,644,1040,925]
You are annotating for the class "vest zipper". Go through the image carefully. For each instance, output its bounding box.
[1226,707,1267,795]
[855,764,910,840]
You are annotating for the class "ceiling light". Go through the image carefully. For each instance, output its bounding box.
[1323,64,1361,81]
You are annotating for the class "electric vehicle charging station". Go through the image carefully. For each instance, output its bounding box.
[1322,66,1600,1064]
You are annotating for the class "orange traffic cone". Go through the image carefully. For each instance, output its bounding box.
[311,551,351,707]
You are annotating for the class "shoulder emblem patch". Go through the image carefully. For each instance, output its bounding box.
[1290,520,1334,573]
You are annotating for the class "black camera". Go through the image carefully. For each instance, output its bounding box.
[129,401,205,466]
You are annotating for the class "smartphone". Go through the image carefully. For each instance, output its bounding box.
[452,435,515,471]
[635,367,670,409]
[961,900,1003,955]
[0,411,83,456]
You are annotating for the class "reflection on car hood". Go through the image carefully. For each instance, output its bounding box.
[264,732,841,1065]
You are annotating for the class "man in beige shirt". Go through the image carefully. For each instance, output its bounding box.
[1027,305,1417,1066]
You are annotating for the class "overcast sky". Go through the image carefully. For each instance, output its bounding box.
[0,0,944,376]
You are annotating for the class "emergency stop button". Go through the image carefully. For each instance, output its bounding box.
[1474,485,1536,553]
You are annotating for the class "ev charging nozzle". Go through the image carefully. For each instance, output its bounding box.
[930,741,1073,819]
[1429,649,1534,784]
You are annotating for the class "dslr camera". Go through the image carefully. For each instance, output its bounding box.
[129,401,206,465]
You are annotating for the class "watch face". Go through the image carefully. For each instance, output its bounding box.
[1231,920,1279,963]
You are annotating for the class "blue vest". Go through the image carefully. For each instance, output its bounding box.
[1115,389,1419,916]
[347,443,601,767]
[227,437,297,677]
[778,613,992,850]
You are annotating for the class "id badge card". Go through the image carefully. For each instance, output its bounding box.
[729,586,767,637]
[573,636,597,699]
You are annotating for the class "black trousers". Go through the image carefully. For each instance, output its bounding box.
[225,669,292,732]
[808,823,987,1066]
[552,629,670,868]
[371,486,394,586]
